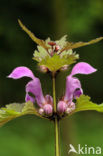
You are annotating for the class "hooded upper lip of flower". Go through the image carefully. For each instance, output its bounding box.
[64,62,97,104]
[8,67,53,111]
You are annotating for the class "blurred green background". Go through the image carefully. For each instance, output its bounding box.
[0,0,103,156]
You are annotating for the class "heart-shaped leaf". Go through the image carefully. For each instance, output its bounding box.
[38,54,78,73]
[0,101,42,127]
[74,95,103,113]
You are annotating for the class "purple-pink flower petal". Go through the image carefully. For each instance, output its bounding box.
[8,66,35,80]
[64,76,82,103]
[73,88,83,99]
[8,66,54,111]
[25,93,35,103]
[71,62,97,76]
[26,79,45,107]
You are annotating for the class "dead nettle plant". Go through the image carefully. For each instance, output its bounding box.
[1,20,103,156]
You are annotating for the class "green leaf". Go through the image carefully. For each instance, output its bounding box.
[18,19,49,51]
[32,35,79,69]
[38,53,78,72]
[56,35,68,49]
[74,95,103,114]
[0,101,42,127]
[33,45,50,62]
[59,49,79,59]
[59,37,103,53]
[33,37,52,62]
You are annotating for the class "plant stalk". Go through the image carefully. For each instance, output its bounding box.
[53,75,60,156]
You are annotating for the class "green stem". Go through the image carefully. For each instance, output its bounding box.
[53,76,56,113]
[54,117,60,156]
[53,75,60,156]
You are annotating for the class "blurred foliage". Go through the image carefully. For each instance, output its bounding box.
[0,0,103,156]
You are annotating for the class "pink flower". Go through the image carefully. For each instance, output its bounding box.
[57,62,97,114]
[8,67,53,116]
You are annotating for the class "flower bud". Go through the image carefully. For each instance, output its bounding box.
[45,95,53,105]
[39,108,44,115]
[66,102,75,114]
[55,45,60,52]
[60,65,69,71]
[43,104,53,115]
[57,101,67,114]
[70,102,75,110]
[65,108,72,114]
[39,65,48,73]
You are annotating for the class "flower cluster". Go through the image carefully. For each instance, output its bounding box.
[57,62,96,115]
[8,62,96,117]
[8,67,53,116]
[7,20,102,119]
